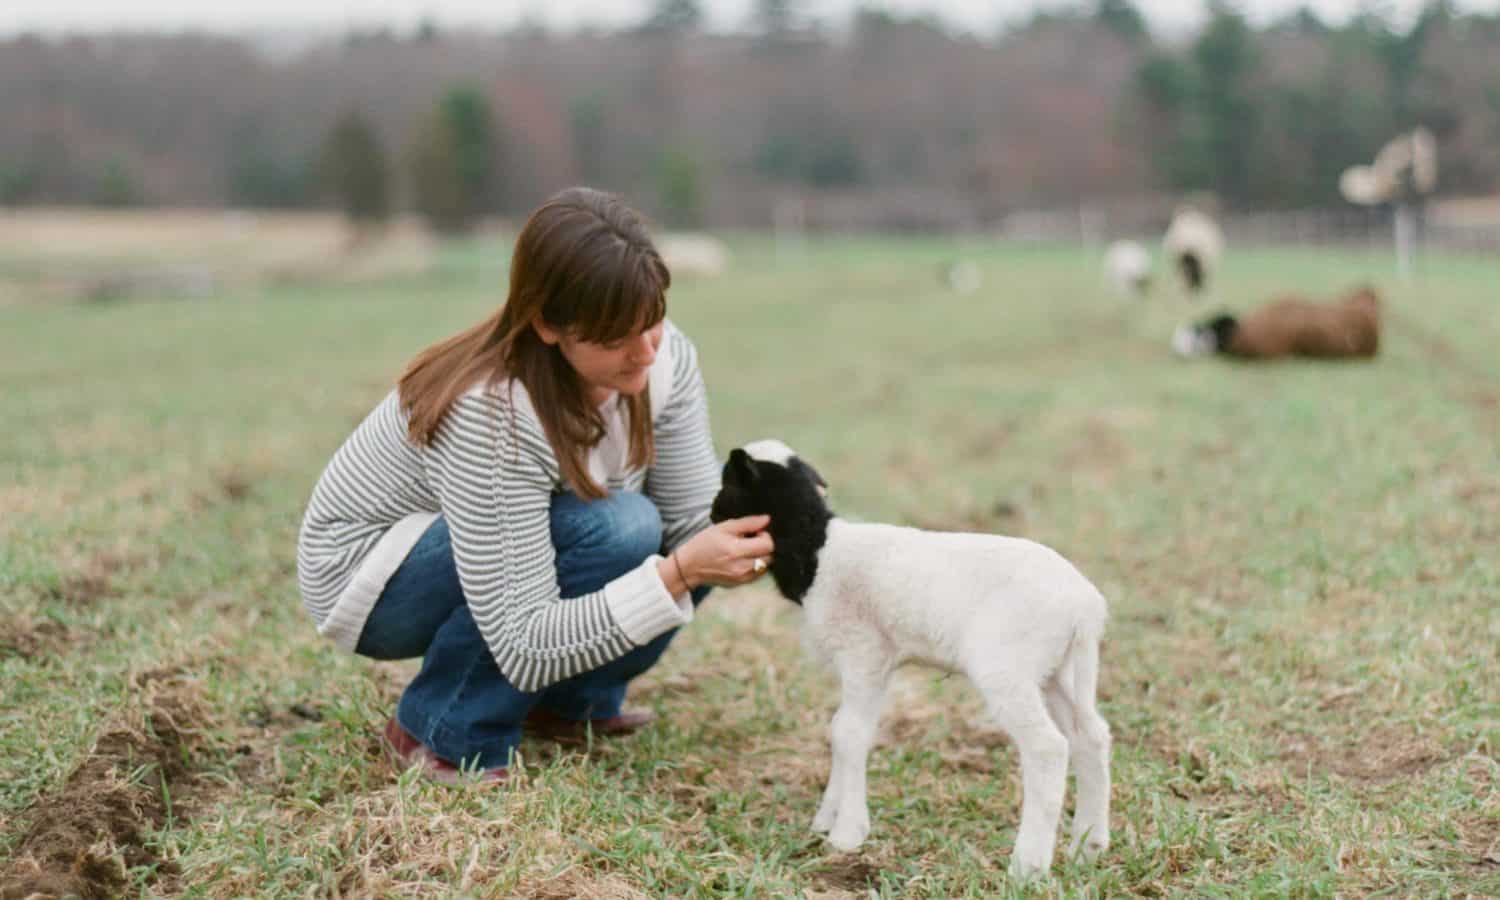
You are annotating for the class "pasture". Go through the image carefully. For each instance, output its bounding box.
[2,218,1496,897]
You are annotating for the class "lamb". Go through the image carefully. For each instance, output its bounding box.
[709,440,1111,878]
[938,258,983,295]
[1103,239,1153,298]
[1172,285,1381,359]
[1162,206,1224,298]
[656,233,731,277]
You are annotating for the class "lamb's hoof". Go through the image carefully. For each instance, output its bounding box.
[827,820,869,852]
[1069,832,1109,862]
[811,809,836,834]
[1007,854,1051,881]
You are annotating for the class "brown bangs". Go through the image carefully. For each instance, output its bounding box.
[400,186,669,499]
[547,239,669,345]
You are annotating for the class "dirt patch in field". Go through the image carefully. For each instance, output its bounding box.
[0,676,214,900]
[903,498,1028,535]
[1459,813,1500,870]
[40,549,145,608]
[45,554,128,606]
[512,869,651,899]
[0,615,73,661]
[189,465,261,510]
[215,466,255,503]
[955,420,1019,463]
[809,855,884,893]
[1466,386,1500,409]
[883,708,1011,777]
[1280,725,1449,784]
[1061,417,1132,474]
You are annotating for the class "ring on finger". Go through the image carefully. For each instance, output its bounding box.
[752,557,768,574]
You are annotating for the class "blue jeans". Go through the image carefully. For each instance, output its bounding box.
[356,490,707,769]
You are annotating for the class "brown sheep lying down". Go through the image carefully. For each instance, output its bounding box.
[1173,286,1381,359]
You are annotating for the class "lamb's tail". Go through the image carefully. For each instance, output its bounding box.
[1055,608,1105,735]
[1066,624,1102,730]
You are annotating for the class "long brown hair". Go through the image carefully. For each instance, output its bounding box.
[398,187,670,499]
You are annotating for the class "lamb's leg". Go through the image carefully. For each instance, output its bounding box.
[979,681,1069,880]
[1044,644,1111,860]
[811,753,841,834]
[1043,680,1109,859]
[819,658,890,851]
[1067,705,1111,860]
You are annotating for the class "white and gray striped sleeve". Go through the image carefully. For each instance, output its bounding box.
[425,390,694,693]
[646,327,721,556]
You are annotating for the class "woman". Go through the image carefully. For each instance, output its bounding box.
[297,187,773,784]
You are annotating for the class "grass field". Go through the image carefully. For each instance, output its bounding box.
[2,227,1497,897]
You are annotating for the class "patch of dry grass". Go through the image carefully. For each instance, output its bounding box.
[0,208,439,304]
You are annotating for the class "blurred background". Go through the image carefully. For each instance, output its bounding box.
[3,0,1500,305]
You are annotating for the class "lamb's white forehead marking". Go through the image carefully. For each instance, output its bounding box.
[743,439,796,466]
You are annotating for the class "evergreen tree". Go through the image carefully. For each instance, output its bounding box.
[640,0,703,32]
[1193,3,1261,206]
[569,93,608,185]
[321,110,390,225]
[753,0,798,36]
[1095,0,1148,42]
[92,158,143,207]
[655,146,703,226]
[409,86,498,234]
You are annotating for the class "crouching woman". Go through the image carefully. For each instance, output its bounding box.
[296,188,772,783]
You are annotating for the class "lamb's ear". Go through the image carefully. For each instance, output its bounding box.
[792,458,829,498]
[727,448,760,486]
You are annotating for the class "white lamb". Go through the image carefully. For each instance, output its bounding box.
[656,233,731,277]
[1162,206,1224,299]
[708,440,1111,879]
[1103,239,1153,298]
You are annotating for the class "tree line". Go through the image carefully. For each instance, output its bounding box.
[1,0,1497,230]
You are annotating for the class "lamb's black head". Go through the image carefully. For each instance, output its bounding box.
[1206,314,1238,350]
[709,440,830,526]
[709,440,832,604]
[1171,312,1239,358]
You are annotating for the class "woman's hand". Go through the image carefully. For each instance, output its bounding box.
[667,515,774,591]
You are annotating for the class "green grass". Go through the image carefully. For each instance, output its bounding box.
[2,234,1497,897]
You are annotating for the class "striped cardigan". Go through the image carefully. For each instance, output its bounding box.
[296,321,720,692]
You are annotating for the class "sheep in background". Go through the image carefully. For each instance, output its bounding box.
[1162,206,1224,299]
[939,259,983,294]
[656,233,731,277]
[709,440,1112,879]
[1173,285,1380,359]
[1103,239,1153,298]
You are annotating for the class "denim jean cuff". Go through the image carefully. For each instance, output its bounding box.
[402,710,521,770]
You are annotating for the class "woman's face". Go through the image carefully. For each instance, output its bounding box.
[537,320,664,402]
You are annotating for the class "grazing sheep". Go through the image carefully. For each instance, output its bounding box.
[709,440,1111,878]
[1172,285,1381,359]
[656,233,731,277]
[1162,207,1224,298]
[939,259,983,295]
[1103,239,1152,298]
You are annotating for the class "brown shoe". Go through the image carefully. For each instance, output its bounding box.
[382,718,509,786]
[525,706,657,740]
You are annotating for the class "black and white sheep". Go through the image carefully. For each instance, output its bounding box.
[709,440,1112,878]
[1162,206,1224,298]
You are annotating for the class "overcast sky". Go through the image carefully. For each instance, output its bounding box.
[2,0,1495,37]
